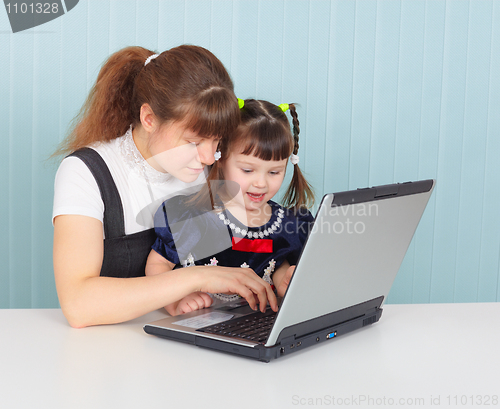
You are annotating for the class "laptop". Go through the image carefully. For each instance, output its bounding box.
[144,179,435,362]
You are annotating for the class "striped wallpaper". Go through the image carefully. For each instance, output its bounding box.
[0,0,499,308]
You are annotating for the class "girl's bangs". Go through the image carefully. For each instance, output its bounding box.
[237,122,293,161]
[181,88,240,139]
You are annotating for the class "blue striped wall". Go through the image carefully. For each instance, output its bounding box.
[1,0,499,308]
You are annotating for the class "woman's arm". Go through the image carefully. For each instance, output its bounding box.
[145,249,180,315]
[54,215,277,327]
[145,250,213,316]
[54,215,199,327]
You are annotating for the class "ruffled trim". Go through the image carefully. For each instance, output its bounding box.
[118,126,172,185]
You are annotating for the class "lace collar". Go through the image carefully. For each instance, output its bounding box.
[119,126,172,185]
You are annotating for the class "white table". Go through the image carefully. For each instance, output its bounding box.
[1,303,499,409]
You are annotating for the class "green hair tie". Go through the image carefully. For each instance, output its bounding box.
[278,103,289,112]
[237,98,245,109]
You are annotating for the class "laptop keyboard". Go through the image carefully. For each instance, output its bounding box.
[198,309,277,343]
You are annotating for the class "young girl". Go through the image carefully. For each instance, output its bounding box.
[146,99,315,316]
[53,47,277,328]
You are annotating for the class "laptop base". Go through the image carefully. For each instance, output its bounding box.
[144,300,383,362]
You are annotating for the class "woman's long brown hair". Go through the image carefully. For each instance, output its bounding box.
[54,45,240,157]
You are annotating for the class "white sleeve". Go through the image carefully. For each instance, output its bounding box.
[52,156,104,224]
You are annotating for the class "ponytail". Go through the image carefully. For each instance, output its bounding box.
[55,47,152,156]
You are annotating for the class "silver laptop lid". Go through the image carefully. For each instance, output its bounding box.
[265,180,435,346]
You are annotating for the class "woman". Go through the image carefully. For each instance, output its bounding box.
[52,45,276,328]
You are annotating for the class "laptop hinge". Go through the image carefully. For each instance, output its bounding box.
[278,335,295,346]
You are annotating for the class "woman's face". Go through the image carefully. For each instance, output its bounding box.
[147,121,220,183]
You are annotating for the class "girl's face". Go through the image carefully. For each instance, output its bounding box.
[147,120,219,183]
[221,151,287,215]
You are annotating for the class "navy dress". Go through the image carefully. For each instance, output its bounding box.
[69,148,156,278]
[152,194,314,296]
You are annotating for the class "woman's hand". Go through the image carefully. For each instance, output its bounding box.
[146,250,277,314]
[195,266,278,313]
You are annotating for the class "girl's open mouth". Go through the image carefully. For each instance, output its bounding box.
[247,192,265,202]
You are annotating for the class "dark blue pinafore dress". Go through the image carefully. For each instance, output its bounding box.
[69,148,156,278]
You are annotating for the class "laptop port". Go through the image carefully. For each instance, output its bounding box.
[290,344,294,349]
[296,341,302,347]
[326,331,337,339]
[280,347,285,355]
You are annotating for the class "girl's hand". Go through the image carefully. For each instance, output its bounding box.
[174,291,213,315]
[276,265,296,298]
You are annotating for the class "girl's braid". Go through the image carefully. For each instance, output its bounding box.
[289,104,300,155]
